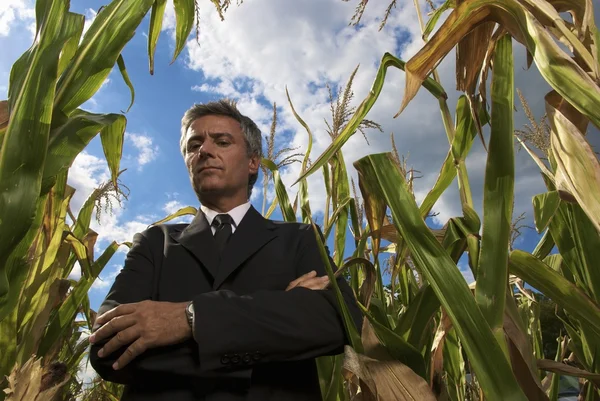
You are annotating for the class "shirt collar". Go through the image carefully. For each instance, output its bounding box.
[200,201,252,229]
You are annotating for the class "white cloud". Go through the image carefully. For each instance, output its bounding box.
[177,0,555,232]
[126,132,159,170]
[161,198,194,224]
[82,8,97,38]
[0,0,34,37]
[163,199,184,214]
[67,152,150,253]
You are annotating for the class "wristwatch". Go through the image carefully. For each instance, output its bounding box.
[185,301,194,329]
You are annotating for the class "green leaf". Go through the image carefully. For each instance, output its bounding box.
[400,0,600,128]
[509,250,600,339]
[354,153,527,401]
[262,158,295,222]
[549,200,600,303]
[331,154,350,267]
[532,191,560,233]
[100,114,126,187]
[0,0,71,299]
[294,52,446,186]
[43,111,125,190]
[38,241,120,356]
[305,215,363,353]
[324,197,352,239]
[359,303,427,379]
[547,93,600,233]
[172,0,195,63]
[116,54,135,113]
[286,87,313,224]
[419,95,477,218]
[57,12,85,77]
[148,0,167,75]
[532,228,555,260]
[53,0,155,115]
[422,0,455,40]
[475,34,514,336]
[395,284,441,349]
[151,206,197,225]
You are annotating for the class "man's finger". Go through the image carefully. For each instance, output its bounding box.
[90,315,136,344]
[97,325,140,358]
[95,304,135,326]
[286,270,317,290]
[113,338,147,370]
[288,275,329,291]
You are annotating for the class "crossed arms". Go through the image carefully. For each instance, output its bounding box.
[89,226,363,384]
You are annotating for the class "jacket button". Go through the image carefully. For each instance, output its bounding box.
[220,354,230,365]
[231,354,241,364]
[252,351,262,361]
[242,353,252,364]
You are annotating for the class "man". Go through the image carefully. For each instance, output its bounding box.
[89,99,363,401]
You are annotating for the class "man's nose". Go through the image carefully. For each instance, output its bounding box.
[199,142,215,158]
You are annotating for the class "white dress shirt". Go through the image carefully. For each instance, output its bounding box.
[200,201,252,234]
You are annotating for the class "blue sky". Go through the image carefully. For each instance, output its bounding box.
[2,0,598,314]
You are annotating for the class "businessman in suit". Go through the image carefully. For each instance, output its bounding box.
[88,99,363,400]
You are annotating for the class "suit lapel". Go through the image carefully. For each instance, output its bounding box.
[213,206,277,289]
[169,210,220,280]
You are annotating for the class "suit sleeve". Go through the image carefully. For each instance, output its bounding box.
[89,229,200,384]
[192,225,363,373]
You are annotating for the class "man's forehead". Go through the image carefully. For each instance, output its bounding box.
[188,115,241,134]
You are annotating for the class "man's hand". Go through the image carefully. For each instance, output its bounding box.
[286,270,329,291]
[89,300,191,370]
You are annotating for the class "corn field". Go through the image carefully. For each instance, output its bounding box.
[0,0,599,400]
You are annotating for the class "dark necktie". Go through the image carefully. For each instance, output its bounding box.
[213,214,233,255]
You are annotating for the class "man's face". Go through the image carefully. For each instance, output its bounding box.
[183,115,259,201]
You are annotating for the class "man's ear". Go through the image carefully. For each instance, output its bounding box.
[248,155,260,175]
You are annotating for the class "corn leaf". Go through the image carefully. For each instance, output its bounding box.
[0,0,71,300]
[151,206,197,225]
[537,359,600,387]
[476,34,514,336]
[532,229,555,260]
[509,250,600,338]
[262,158,295,222]
[306,215,362,353]
[419,95,477,218]
[148,0,167,75]
[43,111,125,192]
[116,55,135,113]
[294,52,446,185]
[399,0,600,129]
[547,93,600,234]
[331,154,349,267]
[100,114,126,187]
[57,12,85,77]
[38,241,120,356]
[172,0,194,63]
[54,0,155,115]
[354,152,527,401]
[548,200,600,303]
[286,87,313,224]
[359,303,427,379]
[532,191,560,233]
[395,284,440,349]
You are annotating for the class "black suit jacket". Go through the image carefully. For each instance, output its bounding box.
[90,206,363,401]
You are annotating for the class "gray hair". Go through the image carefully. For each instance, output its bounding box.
[180,99,263,198]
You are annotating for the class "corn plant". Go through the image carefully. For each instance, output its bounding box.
[275,0,600,399]
[0,0,234,399]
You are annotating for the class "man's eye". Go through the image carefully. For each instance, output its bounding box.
[188,143,200,151]
[217,141,230,146]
